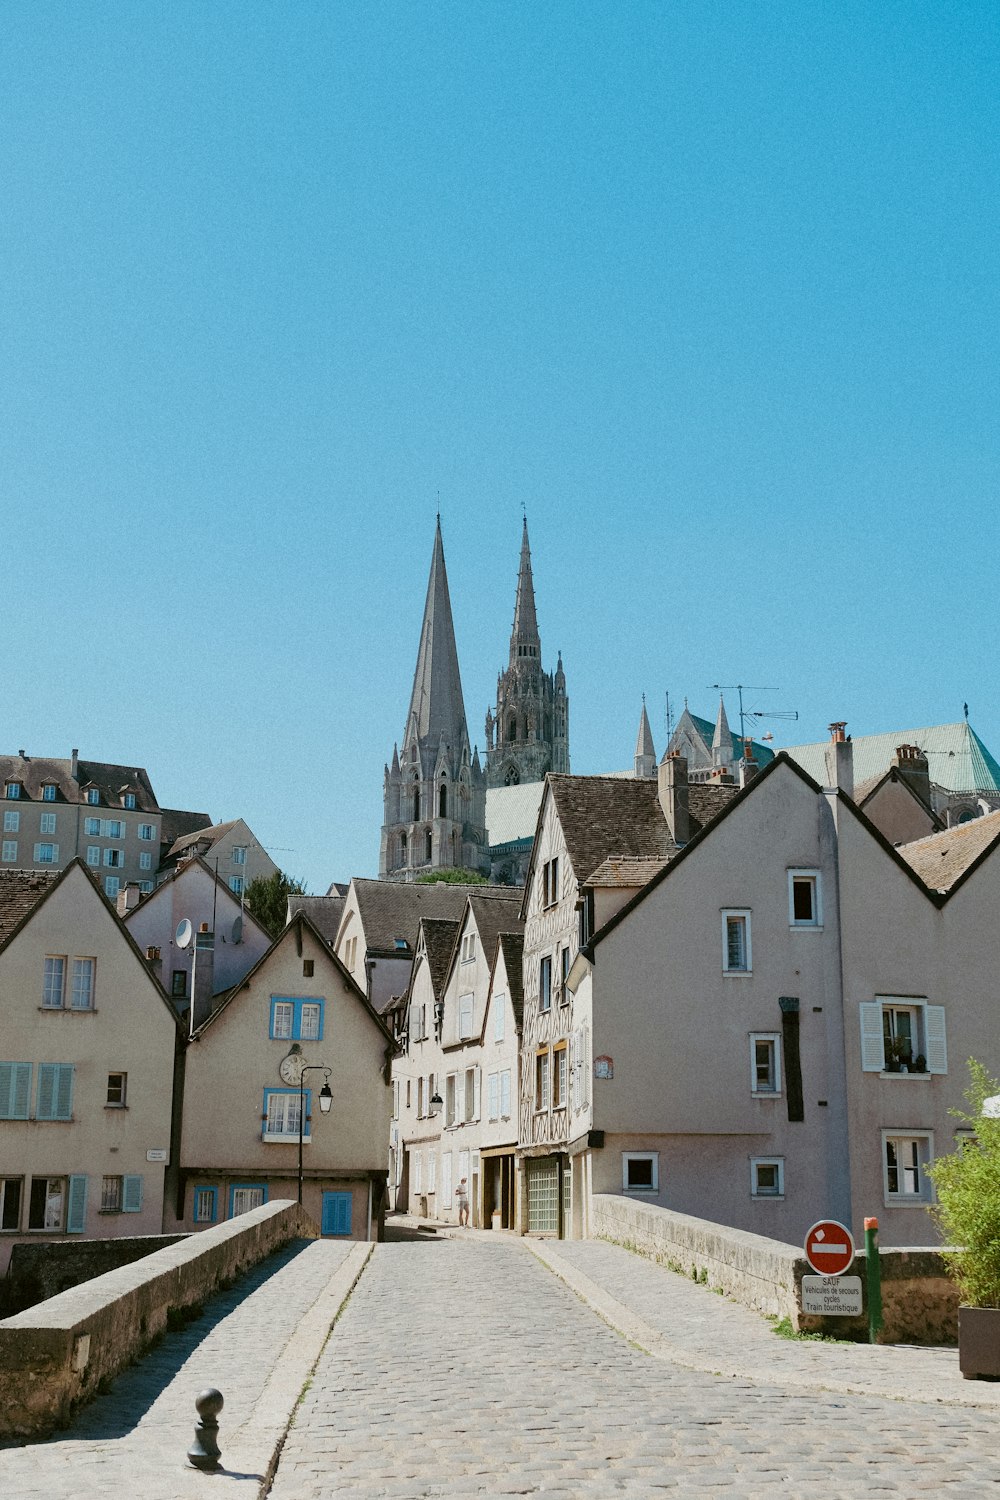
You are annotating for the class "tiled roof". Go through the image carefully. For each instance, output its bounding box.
[350,877,522,956]
[785,722,1000,796]
[467,894,524,976]
[897,812,1000,891]
[0,754,159,810]
[486,782,545,846]
[689,782,740,829]
[419,917,462,1002]
[168,820,240,857]
[585,856,670,888]
[0,870,59,944]
[497,931,524,1029]
[287,894,346,945]
[158,808,213,847]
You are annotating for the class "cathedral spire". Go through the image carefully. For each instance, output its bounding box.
[510,515,540,662]
[405,517,469,748]
[634,696,657,779]
[712,694,733,767]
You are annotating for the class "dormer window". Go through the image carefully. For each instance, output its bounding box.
[4,782,20,800]
[86,788,100,806]
[42,783,57,802]
[122,792,136,810]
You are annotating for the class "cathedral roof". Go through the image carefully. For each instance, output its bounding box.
[404,518,470,751]
[785,721,1000,796]
[486,782,545,847]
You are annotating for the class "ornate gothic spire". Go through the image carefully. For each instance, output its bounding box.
[405,517,469,750]
[510,516,540,663]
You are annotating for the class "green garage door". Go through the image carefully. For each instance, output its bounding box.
[527,1157,560,1235]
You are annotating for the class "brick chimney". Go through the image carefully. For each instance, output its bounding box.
[116,882,142,917]
[824,722,853,798]
[658,751,690,844]
[192,922,216,1030]
[739,738,759,789]
[71,748,79,779]
[892,744,931,808]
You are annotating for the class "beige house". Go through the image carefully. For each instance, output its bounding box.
[393,893,523,1226]
[570,744,1000,1248]
[0,862,179,1271]
[179,912,395,1239]
[160,817,278,897]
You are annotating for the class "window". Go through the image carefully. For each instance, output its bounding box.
[101,1175,123,1213]
[539,955,553,1012]
[493,995,505,1042]
[138,823,155,841]
[445,1072,457,1127]
[5,782,21,799]
[459,993,475,1038]
[427,1154,436,1193]
[461,933,476,963]
[106,1072,127,1107]
[487,1071,499,1121]
[43,956,66,1008]
[542,857,560,908]
[84,817,100,836]
[552,1043,567,1108]
[425,828,432,862]
[3,810,18,831]
[29,1176,65,1230]
[750,1034,781,1095]
[789,870,822,927]
[262,1089,310,1141]
[414,1151,423,1193]
[0,1062,32,1119]
[535,1051,550,1111]
[560,945,571,1002]
[229,876,244,895]
[172,969,187,998]
[35,842,58,864]
[36,1063,74,1120]
[140,880,153,893]
[139,852,152,870]
[722,910,751,973]
[123,792,136,809]
[883,1133,932,1202]
[42,784,56,802]
[194,1186,217,1223]
[1,841,15,862]
[40,812,56,835]
[86,846,100,866]
[860,999,946,1074]
[229,1184,267,1217]
[0,1177,22,1231]
[500,1068,511,1117]
[232,845,247,865]
[104,876,120,898]
[106,819,124,838]
[86,788,99,805]
[303,959,314,978]
[410,1003,426,1043]
[322,1190,352,1235]
[751,1158,784,1198]
[405,1078,411,1110]
[269,996,324,1041]
[623,1152,659,1193]
[71,958,95,1011]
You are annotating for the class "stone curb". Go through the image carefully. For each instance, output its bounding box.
[521,1238,1000,1411]
[224,1240,373,1494]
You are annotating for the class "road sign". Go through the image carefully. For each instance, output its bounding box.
[804,1219,855,1277]
[801,1275,863,1315]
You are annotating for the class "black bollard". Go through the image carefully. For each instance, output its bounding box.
[187,1387,224,1470]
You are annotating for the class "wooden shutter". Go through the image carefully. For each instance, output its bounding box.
[473,1067,481,1121]
[859,1004,885,1072]
[122,1175,143,1213]
[36,1063,57,1119]
[334,1192,352,1235]
[55,1065,74,1120]
[66,1175,88,1233]
[925,1006,948,1074]
[0,1062,31,1120]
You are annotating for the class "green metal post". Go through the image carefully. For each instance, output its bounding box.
[864,1215,882,1344]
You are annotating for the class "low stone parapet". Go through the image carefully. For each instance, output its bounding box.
[3,1233,189,1316]
[0,1200,317,1440]
[591,1194,958,1343]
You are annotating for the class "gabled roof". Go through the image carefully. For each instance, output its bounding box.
[125,854,272,946]
[855,765,942,826]
[412,917,462,1004]
[466,893,523,976]
[585,856,670,888]
[0,870,59,944]
[897,812,1000,892]
[0,753,159,808]
[194,910,396,1047]
[496,931,524,1030]
[158,807,213,847]
[168,819,241,857]
[785,721,1000,796]
[287,893,346,946]
[345,877,521,957]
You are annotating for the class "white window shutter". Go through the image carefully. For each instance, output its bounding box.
[859,1003,884,1072]
[473,1067,481,1121]
[67,1175,88,1233]
[122,1175,143,1212]
[925,1005,948,1074]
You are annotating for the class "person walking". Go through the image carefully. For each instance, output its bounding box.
[455,1176,470,1227]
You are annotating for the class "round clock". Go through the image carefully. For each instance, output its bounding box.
[279,1049,305,1085]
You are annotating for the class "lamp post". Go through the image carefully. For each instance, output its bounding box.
[298,1065,333,1207]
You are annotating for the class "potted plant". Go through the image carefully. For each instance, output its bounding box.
[927,1060,1000,1379]
[913,1053,928,1075]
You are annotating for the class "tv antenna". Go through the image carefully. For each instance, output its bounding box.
[709,684,799,746]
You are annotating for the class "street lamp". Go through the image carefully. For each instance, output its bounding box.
[298,1065,333,1207]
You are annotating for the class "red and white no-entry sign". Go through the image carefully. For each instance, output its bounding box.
[804,1219,855,1277]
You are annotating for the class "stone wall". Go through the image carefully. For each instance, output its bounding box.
[591,1193,959,1343]
[3,1234,188,1317]
[0,1200,317,1440]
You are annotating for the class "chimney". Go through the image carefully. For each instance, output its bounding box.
[116,882,142,917]
[658,751,689,844]
[739,738,759,789]
[192,922,216,1030]
[71,748,79,779]
[892,744,931,808]
[144,945,161,966]
[824,721,854,798]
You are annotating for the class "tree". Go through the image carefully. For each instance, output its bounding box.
[245,869,307,940]
[927,1059,1000,1308]
[414,868,489,885]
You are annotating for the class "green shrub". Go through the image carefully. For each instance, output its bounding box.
[927,1059,1000,1308]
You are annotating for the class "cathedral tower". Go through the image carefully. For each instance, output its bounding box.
[485,519,569,788]
[380,519,489,882]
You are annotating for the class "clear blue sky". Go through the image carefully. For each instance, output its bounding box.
[3,3,997,891]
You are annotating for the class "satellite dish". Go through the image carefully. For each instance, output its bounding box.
[231,915,243,945]
[175,918,193,950]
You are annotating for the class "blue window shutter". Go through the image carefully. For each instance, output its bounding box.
[322,1191,352,1236]
[0,1062,31,1120]
[67,1175,88,1233]
[122,1175,143,1213]
[36,1063,57,1119]
[335,1192,352,1235]
[55,1065,74,1120]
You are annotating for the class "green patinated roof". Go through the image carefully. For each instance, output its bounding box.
[685,713,777,768]
[784,722,1000,796]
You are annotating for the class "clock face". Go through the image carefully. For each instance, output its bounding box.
[279,1050,305,1085]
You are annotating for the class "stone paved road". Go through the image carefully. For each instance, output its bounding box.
[269,1236,1000,1500]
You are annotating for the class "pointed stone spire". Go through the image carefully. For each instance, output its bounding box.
[634,696,657,779]
[712,695,733,767]
[405,517,469,748]
[510,516,540,663]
